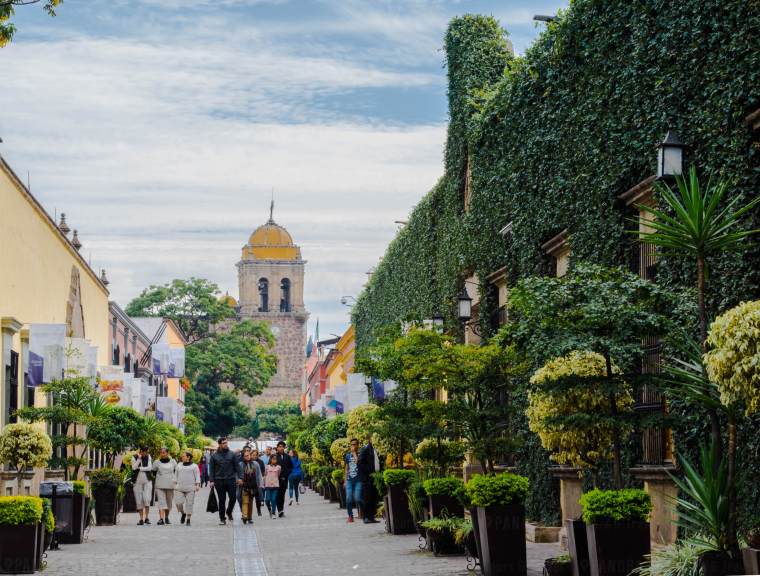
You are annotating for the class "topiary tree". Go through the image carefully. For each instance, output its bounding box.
[330,438,351,467]
[527,351,634,486]
[86,406,145,466]
[347,404,379,442]
[703,299,760,551]
[0,423,52,492]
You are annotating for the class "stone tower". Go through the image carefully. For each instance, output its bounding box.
[237,209,308,408]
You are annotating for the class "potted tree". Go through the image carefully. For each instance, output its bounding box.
[332,469,346,509]
[0,496,44,574]
[579,488,651,576]
[0,423,52,495]
[89,468,124,526]
[422,476,465,519]
[466,472,529,576]
[454,518,478,561]
[383,469,416,535]
[420,516,466,556]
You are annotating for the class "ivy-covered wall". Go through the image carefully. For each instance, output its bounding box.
[353,2,760,524]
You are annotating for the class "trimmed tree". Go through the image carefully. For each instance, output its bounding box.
[0,423,52,492]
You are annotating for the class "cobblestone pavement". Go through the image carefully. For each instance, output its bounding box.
[44,486,560,576]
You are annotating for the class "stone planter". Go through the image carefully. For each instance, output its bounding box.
[385,484,416,535]
[742,548,760,575]
[586,522,650,576]
[566,519,590,576]
[93,487,119,526]
[428,494,463,519]
[526,522,560,543]
[0,523,39,574]
[476,504,527,576]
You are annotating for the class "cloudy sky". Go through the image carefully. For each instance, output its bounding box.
[0,0,566,340]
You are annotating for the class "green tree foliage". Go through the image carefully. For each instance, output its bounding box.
[125,278,235,343]
[0,0,61,47]
[185,387,250,438]
[186,320,276,398]
[255,401,301,436]
[86,406,145,465]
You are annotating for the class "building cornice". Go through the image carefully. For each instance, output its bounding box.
[1,317,24,334]
[541,229,569,257]
[0,154,109,296]
[108,301,152,345]
[618,175,657,207]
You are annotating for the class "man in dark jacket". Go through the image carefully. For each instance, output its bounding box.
[209,437,240,525]
[274,441,293,517]
[358,436,381,523]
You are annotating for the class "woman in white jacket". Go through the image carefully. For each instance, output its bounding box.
[131,447,153,526]
[174,451,201,526]
[152,447,177,525]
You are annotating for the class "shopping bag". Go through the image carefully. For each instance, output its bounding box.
[299,483,306,495]
[206,488,219,513]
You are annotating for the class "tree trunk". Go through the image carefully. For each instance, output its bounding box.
[605,354,623,490]
[727,416,738,551]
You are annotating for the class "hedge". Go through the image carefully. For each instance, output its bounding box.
[353,2,760,524]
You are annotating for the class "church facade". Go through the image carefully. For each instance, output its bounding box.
[235,214,308,408]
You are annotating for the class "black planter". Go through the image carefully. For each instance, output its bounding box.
[328,482,339,503]
[428,529,465,556]
[35,522,44,571]
[465,530,479,560]
[338,483,346,509]
[586,522,650,576]
[545,559,573,576]
[58,493,86,544]
[0,523,39,574]
[121,481,137,513]
[428,494,464,518]
[43,530,53,553]
[699,551,744,576]
[469,507,483,562]
[93,487,119,526]
[566,519,590,576]
[385,484,416,535]
[476,504,527,576]
[84,497,92,528]
[743,548,760,575]
[383,495,391,533]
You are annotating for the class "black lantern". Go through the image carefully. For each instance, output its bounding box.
[431,309,444,330]
[457,287,472,321]
[656,130,686,179]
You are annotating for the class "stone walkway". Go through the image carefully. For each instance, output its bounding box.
[44,486,560,576]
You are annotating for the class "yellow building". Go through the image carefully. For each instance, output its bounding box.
[325,325,355,394]
[0,153,110,493]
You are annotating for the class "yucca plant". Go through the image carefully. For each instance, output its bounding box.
[668,441,730,553]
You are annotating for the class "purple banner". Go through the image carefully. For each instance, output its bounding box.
[156,410,164,422]
[371,377,385,400]
[152,357,161,374]
[335,401,344,414]
[28,351,44,387]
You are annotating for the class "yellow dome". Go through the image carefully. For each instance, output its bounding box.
[243,219,301,261]
[219,293,238,307]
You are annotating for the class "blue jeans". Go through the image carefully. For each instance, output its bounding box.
[345,476,362,519]
[265,487,279,516]
[288,473,302,502]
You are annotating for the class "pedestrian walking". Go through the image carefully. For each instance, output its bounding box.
[274,441,292,517]
[263,458,281,519]
[358,435,381,524]
[131,446,153,525]
[174,450,200,526]
[251,448,266,516]
[152,447,177,525]
[344,438,363,523]
[208,436,239,525]
[238,447,262,524]
[288,449,303,506]
[261,446,272,466]
[198,455,208,487]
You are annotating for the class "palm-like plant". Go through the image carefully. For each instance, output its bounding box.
[636,166,760,347]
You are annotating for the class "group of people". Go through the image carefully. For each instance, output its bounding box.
[206,437,303,526]
[131,446,201,526]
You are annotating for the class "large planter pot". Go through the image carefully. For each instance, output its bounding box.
[84,497,92,529]
[338,483,346,509]
[35,522,44,571]
[383,495,391,533]
[464,530,479,560]
[566,519,590,576]
[743,548,760,575]
[469,507,483,562]
[428,529,465,557]
[328,482,339,503]
[545,559,573,576]
[121,481,137,513]
[476,504,527,576]
[0,523,39,574]
[385,484,416,535]
[699,551,744,576]
[43,530,53,553]
[428,494,463,519]
[58,493,86,544]
[93,487,119,526]
[586,522,650,576]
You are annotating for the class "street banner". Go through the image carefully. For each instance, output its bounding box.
[29,324,66,386]
[333,384,347,414]
[371,376,385,400]
[152,343,170,375]
[168,347,185,378]
[99,365,126,406]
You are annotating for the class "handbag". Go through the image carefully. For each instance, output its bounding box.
[206,488,219,514]
[299,483,306,495]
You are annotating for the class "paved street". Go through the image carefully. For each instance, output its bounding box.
[45,486,559,576]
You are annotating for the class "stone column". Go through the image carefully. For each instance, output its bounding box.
[630,466,678,544]
[550,466,584,549]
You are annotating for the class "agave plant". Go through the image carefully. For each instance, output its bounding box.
[668,441,730,553]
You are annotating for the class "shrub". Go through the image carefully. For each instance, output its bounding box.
[383,468,416,487]
[0,496,44,526]
[89,468,124,492]
[0,423,52,471]
[72,480,86,495]
[332,468,345,484]
[347,403,379,441]
[41,498,55,533]
[415,437,466,473]
[580,489,652,524]
[372,471,386,496]
[330,438,351,467]
[465,473,529,507]
[454,518,473,545]
[423,476,465,499]
[421,516,465,533]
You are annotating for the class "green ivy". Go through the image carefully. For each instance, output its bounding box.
[353,1,760,524]
[383,468,416,487]
[465,473,529,507]
[0,496,43,526]
[580,488,652,524]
